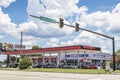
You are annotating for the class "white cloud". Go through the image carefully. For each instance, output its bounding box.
[80,11,111,27]
[22,39,40,49]
[0,0,119,52]
[59,31,112,53]
[73,3,120,53]
[115,35,120,50]
[45,38,59,47]
[0,7,17,35]
[27,0,88,38]
[60,40,74,46]
[26,1,120,52]
[0,0,16,8]
[80,3,120,34]
[112,3,120,13]
[29,0,86,17]
[60,31,102,46]
[17,21,38,37]
[18,20,74,38]
[73,31,101,44]
[0,35,4,39]
[10,0,87,48]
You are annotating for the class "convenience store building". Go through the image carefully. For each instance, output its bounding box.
[4,45,111,68]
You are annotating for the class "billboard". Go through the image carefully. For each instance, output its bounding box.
[0,43,25,52]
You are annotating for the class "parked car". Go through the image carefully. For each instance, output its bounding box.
[87,65,97,69]
[70,65,78,68]
[62,63,78,68]
[32,63,42,68]
[62,63,71,68]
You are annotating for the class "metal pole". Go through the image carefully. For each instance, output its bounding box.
[58,51,60,68]
[6,55,9,67]
[20,32,23,58]
[65,52,67,67]
[112,37,116,71]
[77,51,79,68]
[84,51,86,66]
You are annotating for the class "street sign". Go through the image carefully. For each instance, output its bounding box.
[39,16,56,23]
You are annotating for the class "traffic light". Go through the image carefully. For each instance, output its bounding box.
[75,23,79,32]
[59,18,64,28]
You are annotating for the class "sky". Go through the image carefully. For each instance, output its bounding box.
[0,0,120,60]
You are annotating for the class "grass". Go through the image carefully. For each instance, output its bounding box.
[26,68,110,74]
[0,68,111,74]
[115,70,120,74]
[0,68,19,71]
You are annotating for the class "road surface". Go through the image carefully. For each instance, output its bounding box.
[0,70,120,80]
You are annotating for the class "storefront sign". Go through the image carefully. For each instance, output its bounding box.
[65,53,110,60]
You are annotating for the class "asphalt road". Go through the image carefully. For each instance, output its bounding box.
[0,70,120,80]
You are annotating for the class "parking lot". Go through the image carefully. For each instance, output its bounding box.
[0,70,120,80]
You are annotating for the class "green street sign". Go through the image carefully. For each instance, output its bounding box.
[40,16,56,23]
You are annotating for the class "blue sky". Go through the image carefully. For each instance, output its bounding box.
[2,0,120,24]
[0,0,120,61]
[2,0,28,24]
[78,0,119,12]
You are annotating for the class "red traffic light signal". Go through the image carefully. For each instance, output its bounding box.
[59,18,64,28]
[75,23,79,32]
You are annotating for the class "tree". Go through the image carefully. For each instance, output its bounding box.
[115,49,120,65]
[19,57,32,69]
[32,45,40,50]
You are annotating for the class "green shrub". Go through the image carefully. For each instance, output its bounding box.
[19,57,32,69]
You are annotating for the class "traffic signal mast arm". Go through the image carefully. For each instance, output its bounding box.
[29,15,113,39]
[79,27,113,39]
[29,15,40,19]
[62,22,113,39]
[30,15,115,71]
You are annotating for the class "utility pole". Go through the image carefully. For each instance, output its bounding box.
[20,32,23,58]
